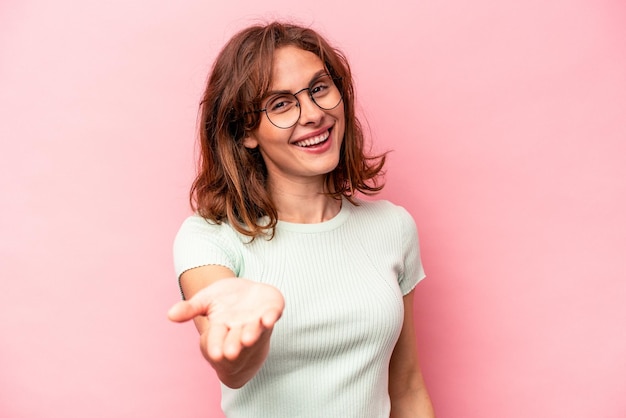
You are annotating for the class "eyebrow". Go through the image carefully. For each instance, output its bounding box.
[264,69,329,97]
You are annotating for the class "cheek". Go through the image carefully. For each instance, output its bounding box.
[335,112,346,142]
[333,106,346,131]
[255,123,291,147]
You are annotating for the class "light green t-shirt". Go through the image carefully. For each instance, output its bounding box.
[174,198,425,418]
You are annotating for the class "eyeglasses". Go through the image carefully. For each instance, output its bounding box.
[252,74,343,129]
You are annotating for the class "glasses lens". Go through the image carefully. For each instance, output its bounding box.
[264,75,342,129]
[265,94,300,129]
[310,75,342,110]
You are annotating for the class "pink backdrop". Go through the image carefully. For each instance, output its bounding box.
[2,1,625,417]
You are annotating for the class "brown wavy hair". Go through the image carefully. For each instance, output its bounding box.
[191,21,387,238]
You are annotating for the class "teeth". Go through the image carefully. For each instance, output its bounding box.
[295,131,329,147]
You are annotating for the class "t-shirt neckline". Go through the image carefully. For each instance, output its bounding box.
[276,198,351,233]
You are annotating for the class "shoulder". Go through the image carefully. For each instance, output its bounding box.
[174,214,256,255]
[348,198,419,247]
[350,198,415,227]
[176,214,245,242]
[178,213,226,231]
[173,214,249,276]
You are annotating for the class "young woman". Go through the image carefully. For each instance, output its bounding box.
[168,21,435,418]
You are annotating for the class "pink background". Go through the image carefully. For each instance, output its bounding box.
[2,1,625,417]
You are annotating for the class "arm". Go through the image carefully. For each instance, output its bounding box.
[168,265,284,388]
[389,289,435,418]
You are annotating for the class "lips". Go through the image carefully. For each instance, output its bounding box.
[293,129,331,148]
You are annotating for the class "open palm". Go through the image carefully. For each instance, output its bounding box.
[168,278,285,362]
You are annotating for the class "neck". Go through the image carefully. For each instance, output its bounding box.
[268,177,341,223]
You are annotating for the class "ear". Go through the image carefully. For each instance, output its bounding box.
[242,133,259,149]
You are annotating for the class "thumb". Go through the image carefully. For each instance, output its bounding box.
[167,295,212,323]
[167,301,193,322]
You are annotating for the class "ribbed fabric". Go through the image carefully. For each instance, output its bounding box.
[173,198,426,418]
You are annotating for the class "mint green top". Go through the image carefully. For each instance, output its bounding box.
[174,198,425,417]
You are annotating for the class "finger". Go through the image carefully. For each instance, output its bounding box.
[167,301,200,322]
[205,323,228,362]
[260,308,283,328]
[167,301,188,322]
[167,292,214,322]
[240,320,264,347]
[222,326,244,361]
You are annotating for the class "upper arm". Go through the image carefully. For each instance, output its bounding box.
[173,215,241,288]
[389,290,435,417]
[389,290,426,397]
[179,264,236,334]
[390,290,419,386]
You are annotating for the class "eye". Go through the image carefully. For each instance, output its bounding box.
[266,95,296,113]
[310,76,332,97]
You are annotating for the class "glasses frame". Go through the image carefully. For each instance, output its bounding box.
[251,74,343,129]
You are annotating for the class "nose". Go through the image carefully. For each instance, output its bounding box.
[295,90,324,126]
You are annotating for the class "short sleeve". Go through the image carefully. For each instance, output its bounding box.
[397,207,426,295]
[173,215,243,279]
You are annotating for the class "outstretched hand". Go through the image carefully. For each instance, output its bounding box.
[168,278,285,364]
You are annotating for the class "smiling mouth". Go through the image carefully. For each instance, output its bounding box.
[294,129,330,147]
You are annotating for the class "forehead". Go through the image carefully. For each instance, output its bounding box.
[270,45,326,90]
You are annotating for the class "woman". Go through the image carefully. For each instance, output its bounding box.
[168,21,435,418]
